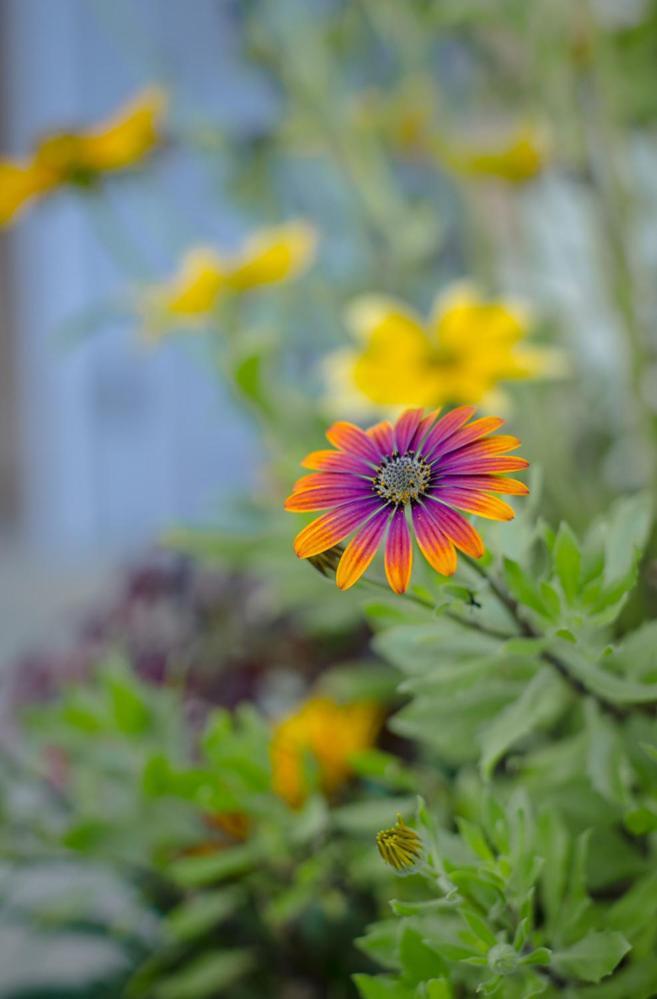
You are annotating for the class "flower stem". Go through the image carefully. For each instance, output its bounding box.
[461,555,626,720]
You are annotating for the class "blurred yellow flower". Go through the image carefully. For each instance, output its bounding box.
[0,87,166,227]
[271,695,382,808]
[438,124,547,185]
[140,221,317,337]
[325,283,564,414]
[349,76,437,160]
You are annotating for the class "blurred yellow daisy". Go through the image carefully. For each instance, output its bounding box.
[438,124,547,185]
[324,283,564,415]
[140,221,317,339]
[271,695,382,808]
[0,87,166,226]
[349,76,438,161]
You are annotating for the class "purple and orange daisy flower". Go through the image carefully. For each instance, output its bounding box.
[286,406,528,593]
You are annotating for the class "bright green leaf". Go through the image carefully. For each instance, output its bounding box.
[553,931,631,983]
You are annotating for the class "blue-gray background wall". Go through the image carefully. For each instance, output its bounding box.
[1,0,262,561]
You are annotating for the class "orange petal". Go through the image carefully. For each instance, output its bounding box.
[446,456,529,474]
[385,507,413,593]
[300,450,374,475]
[336,510,389,590]
[294,499,383,559]
[291,472,362,494]
[439,416,506,453]
[325,421,380,463]
[412,502,457,576]
[452,434,521,457]
[427,500,484,557]
[440,488,515,521]
[394,409,425,453]
[421,405,477,456]
[446,475,529,496]
[367,421,395,455]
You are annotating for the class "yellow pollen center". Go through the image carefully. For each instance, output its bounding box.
[374,453,431,505]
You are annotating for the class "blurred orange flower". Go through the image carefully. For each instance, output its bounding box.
[271,695,382,808]
[0,87,166,226]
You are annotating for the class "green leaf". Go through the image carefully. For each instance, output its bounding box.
[623,806,657,835]
[553,931,631,983]
[608,871,657,941]
[503,559,552,619]
[399,926,445,985]
[584,700,630,806]
[103,668,152,735]
[423,980,452,999]
[333,797,416,835]
[602,493,652,587]
[607,622,657,680]
[479,668,566,779]
[572,957,657,998]
[460,908,497,949]
[165,887,245,942]
[372,620,500,676]
[349,749,418,791]
[553,523,582,602]
[558,647,657,705]
[356,922,403,972]
[537,810,570,930]
[456,818,495,862]
[353,974,414,999]
[520,947,551,966]
[169,843,257,888]
[390,899,454,917]
[154,950,254,999]
[539,581,562,620]
[319,663,399,703]
[233,351,273,415]
[393,678,524,766]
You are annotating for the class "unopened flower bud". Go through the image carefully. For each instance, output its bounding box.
[487,943,518,975]
[376,813,423,872]
[307,544,344,579]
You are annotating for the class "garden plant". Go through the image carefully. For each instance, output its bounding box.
[2,2,657,997]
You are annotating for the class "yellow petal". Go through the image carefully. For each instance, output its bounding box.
[0,159,58,226]
[79,86,167,172]
[320,348,381,418]
[225,220,317,291]
[441,124,547,184]
[345,299,441,407]
[138,247,226,339]
[433,283,529,355]
[270,695,381,808]
[345,295,424,344]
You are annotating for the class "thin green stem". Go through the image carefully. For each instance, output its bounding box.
[362,574,517,642]
[460,555,626,720]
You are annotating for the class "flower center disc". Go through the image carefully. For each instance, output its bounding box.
[374,453,431,505]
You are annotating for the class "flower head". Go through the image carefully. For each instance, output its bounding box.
[440,124,547,185]
[271,695,381,808]
[286,406,528,593]
[140,221,317,338]
[0,88,166,226]
[376,814,423,872]
[325,284,562,416]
